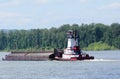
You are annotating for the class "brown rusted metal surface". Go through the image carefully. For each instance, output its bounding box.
[4,52,53,61]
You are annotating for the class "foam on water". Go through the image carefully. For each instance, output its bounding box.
[84,59,120,62]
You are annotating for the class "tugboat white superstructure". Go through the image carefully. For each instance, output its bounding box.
[63,30,80,59]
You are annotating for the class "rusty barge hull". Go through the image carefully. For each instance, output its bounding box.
[3,51,53,61]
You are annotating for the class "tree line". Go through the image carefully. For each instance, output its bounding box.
[0,23,120,51]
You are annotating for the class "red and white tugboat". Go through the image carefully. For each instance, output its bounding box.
[51,30,94,61]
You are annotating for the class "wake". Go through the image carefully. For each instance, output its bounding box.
[84,59,120,62]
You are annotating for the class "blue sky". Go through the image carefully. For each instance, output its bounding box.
[0,0,120,29]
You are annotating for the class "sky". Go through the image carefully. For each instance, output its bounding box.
[0,0,120,29]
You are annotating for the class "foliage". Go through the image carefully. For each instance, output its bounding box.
[0,23,120,51]
[83,41,117,51]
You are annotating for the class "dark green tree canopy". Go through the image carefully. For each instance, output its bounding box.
[0,23,120,51]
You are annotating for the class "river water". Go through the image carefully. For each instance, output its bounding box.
[0,50,120,79]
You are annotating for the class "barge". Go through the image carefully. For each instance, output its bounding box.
[3,30,94,61]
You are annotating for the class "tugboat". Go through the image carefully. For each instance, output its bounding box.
[2,30,94,61]
[49,30,94,60]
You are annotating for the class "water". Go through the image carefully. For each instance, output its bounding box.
[0,50,120,79]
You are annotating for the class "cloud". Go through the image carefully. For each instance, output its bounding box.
[36,0,49,4]
[0,17,32,29]
[16,18,32,25]
[0,0,20,7]
[36,0,65,5]
[0,11,32,29]
[100,2,120,10]
[41,14,58,23]
[79,0,88,3]
[0,12,20,18]
[79,0,90,3]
